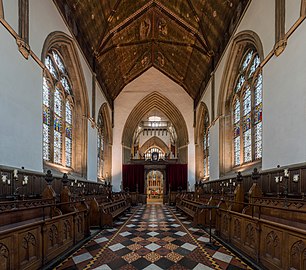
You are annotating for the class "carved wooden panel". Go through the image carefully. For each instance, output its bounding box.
[0,241,10,270]
[18,227,42,270]
[261,226,283,269]
[288,235,306,270]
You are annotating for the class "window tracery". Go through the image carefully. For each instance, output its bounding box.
[232,49,262,166]
[43,50,74,168]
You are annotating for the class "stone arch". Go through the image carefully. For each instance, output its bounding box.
[41,31,89,177]
[97,103,112,180]
[139,136,170,156]
[195,102,209,180]
[217,30,264,176]
[217,30,264,117]
[122,91,189,163]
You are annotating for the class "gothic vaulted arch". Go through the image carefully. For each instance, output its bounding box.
[218,30,264,175]
[97,103,112,181]
[195,102,210,180]
[122,92,189,163]
[139,136,170,157]
[41,31,89,177]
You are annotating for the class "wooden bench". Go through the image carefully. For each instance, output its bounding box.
[176,197,207,226]
[101,198,131,227]
[0,198,88,270]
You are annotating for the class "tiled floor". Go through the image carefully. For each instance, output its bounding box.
[56,204,253,270]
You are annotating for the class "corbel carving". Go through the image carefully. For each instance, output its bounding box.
[16,37,30,59]
[274,37,287,56]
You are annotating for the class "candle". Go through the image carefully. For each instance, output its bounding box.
[229,179,232,184]
[284,169,289,177]
[2,175,7,183]
[24,175,28,184]
[7,179,11,185]
[13,169,18,178]
[71,182,74,186]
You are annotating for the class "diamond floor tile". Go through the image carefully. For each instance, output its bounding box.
[55,204,254,270]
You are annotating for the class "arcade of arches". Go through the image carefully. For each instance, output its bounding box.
[0,1,306,270]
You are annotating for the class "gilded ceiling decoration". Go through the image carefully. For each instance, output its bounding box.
[54,0,249,107]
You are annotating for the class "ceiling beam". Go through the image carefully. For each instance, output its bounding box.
[186,0,213,54]
[97,39,210,60]
[95,0,123,53]
[97,1,154,53]
[154,1,211,55]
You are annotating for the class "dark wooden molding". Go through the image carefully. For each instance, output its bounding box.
[274,0,286,56]
[18,0,29,43]
[0,0,4,19]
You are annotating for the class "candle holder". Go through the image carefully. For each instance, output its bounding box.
[274,165,295,206]
[252,168,260,183]
[45,170,53,185]
[62,173,69,186]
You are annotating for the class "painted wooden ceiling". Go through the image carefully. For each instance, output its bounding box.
[54,0,249,106]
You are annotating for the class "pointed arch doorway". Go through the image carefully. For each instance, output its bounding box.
[145,165,166,204]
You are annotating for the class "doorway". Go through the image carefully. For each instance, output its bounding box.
[146,170,164,203]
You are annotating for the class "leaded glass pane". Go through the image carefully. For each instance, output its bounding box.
[43,124,50,143]
[54,116,61,132]
[207,132,210,148]
[203,158,207,176]
[234,123,240,138]
[254,103,262,124]
[249,55,260,77]
[243,88,251,116]
[43,141,50,160]
[203,134,206,149]
[45,55,58,78]
[255,122,262,159]
[234,100,240,124]
[54,89,62,116]
[43,78,50,107]
[66,102,72,124]
[234,136,240,166]
[43,124,50,161]
[61,77,72,95]
[52,51,65,73]
[54,130,62,164]
[43,106,50,126]
[65,137,72,167]
[242,50,253,70]
[255,74,263,106]
[243,113,251,132]
[243,129,252,162]
[244,145,252,162]
[65,124,72,139]
[235,75,245,92]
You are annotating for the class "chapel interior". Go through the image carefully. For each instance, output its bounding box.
[0,1,306,270]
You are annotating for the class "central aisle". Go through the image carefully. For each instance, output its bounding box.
[57,204,252,270]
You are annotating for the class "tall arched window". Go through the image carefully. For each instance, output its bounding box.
[232,48,262,166]
[43,50,74,167]
[97,113,105,179]
[203,113,210,177]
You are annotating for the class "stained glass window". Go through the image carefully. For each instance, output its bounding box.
[232,48,262,166]
[65,102,72,167]
[43,50,74,168]
[203,113,210,177]
[97,114,105,179]
[45,55,58,79]
[43,78,51,161]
